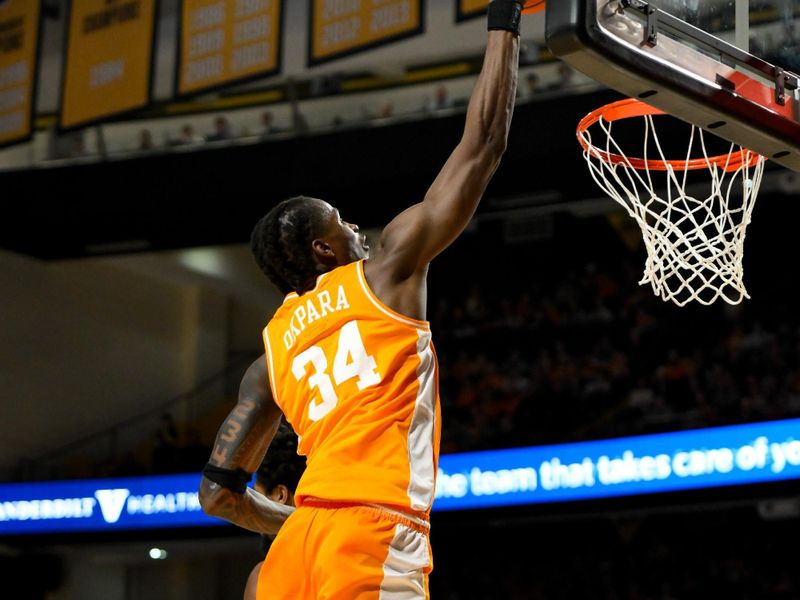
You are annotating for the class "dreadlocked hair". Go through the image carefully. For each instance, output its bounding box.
[256,422,306,495]
[251,196,328,295]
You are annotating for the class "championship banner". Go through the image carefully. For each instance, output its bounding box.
[0,0,40,147]
[456,0,487,22]
[309,0,423,66]
[60,0,157,129]
[177,0,283,97]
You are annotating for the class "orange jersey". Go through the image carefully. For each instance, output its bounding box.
[262,259,441,514]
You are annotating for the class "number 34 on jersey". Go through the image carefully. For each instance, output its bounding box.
[291,320,382,421]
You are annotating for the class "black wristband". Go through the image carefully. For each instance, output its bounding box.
[203,463,252,495]
[488,0,523,36]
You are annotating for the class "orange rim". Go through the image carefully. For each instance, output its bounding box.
[577,98,763,172]
[522,1,545,15]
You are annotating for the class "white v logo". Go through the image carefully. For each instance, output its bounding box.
[95,489,130,524]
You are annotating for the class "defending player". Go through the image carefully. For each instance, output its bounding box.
[199,2,523,597]
[243,423,306,600]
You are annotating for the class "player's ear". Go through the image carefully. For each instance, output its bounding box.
[275,484,291,504]
[312,238,336,262]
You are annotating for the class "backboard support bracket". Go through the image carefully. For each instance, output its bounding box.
[620,0,799,104]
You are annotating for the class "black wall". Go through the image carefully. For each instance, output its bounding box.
[1,90,625,260]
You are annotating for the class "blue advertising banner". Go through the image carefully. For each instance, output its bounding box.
[0,472,221,535]
[1,419,799,534]
[434,418,800,511]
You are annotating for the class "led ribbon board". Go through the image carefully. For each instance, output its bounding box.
[309,0,423,66]
[435,418,800,511]
[60,0,157,129]
[0,0,40,147]
[2,419,799,534]
[0,473,222,535]
[177,0,283,96]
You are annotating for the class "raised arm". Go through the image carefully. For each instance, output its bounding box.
[370,3,521,285]
[198,355,294,535]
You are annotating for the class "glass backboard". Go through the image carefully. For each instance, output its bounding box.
[546,0,800,171]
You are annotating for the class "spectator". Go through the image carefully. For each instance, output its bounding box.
[138,128,155,151]
[206,115,234,142]
[378,101,394,119]
[435,84,451,110]
[68,131,87,158]
[171,124,203,146]
[259,111,277,138]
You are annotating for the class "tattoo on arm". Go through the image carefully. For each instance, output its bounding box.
[210,399,257,465]
[210,371,275,473]
[200,355,292,534]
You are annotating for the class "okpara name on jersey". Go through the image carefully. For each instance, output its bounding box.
[282,284,351,350]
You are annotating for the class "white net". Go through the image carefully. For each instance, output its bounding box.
[579,101,766,306]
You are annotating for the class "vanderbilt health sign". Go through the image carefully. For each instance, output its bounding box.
[0,473,220,535]
[1,418,799,534]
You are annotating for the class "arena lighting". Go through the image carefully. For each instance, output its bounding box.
[176,248,229,278]
[0,419,798,535]
[148,548,167,560]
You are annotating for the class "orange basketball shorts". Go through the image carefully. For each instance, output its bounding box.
[256,500,432,600]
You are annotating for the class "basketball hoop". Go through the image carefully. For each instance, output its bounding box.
[577,98,766,306]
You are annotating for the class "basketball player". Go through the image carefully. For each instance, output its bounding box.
[243,423,306,600]
[199,1,523,597]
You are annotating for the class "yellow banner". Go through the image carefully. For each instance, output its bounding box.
[178,0,282,96]
[310,0,422,65]
[0,0,39,146]
[60,0,156,129]
[457,0,488,20]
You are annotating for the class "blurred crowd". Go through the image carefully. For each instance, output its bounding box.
[430,506,800,599]
[432,258,800,453]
